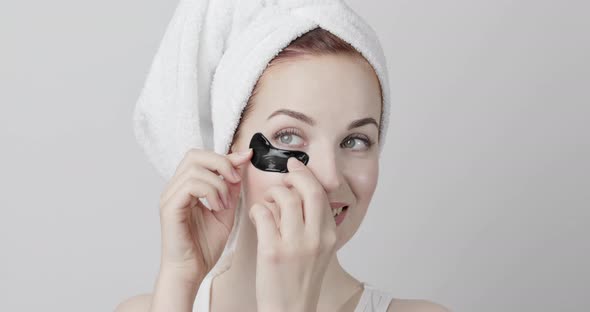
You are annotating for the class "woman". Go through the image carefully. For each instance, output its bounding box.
[118,1,450,311]
[117,27,449,312]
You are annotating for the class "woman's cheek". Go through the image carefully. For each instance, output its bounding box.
[352,160,379,205]
[243,164,283,206]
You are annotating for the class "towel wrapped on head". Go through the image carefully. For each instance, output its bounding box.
[133,0,391,182]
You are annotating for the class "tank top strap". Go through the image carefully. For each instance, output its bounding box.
[354,282,395,312]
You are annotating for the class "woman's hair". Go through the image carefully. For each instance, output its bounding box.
[230,27,382,149]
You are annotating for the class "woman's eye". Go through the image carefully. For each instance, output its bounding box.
[341,136,372,151]
[273,129,304,147]
[273,129,373,151]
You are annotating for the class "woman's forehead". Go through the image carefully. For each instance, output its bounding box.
[252,54,382,120]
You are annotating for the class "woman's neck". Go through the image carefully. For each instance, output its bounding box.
[209,202,363,312]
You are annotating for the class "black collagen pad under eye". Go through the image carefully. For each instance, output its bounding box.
[248,132,309,173]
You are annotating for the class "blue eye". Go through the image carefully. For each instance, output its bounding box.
[341,135,373,151]
[272,128,305,147]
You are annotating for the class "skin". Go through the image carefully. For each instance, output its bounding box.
[115,53,450,312]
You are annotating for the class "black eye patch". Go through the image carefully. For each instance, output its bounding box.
[248,132,309,173]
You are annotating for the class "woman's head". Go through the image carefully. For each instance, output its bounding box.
[230,27,383,250]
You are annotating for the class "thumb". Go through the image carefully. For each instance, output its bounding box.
[226,148,253,167]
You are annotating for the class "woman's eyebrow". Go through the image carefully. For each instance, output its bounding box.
[348,117,379,130]
[267,108,379,130]
[267,109,315,126]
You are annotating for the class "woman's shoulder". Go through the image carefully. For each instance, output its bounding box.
[387,299,451,312]
[111,291,452,312]
[114,293,152,312]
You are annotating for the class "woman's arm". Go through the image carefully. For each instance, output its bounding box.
[148,267,203,312]
[114,267,203,312]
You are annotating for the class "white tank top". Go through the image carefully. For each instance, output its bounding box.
[193,279,395,312]
[354,282,395,312]
[193,193,395,311]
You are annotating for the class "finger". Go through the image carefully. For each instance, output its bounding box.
[282,157,331,234]
[249,203,280,247]
[161,167,200,209]
[256,198,281,228]
[161,178,226,217]
[174,148,246,184]
[225,148,253,168]
[263,185,304,240]
[223,148,254,185]
[163,166,231,210]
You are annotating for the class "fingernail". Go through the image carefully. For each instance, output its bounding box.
[288,157,304,170]
[232,168,241,181]
[222,194,230,210]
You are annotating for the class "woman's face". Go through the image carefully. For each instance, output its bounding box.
[231,53,382,250]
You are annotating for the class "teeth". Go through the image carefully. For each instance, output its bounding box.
[332,206,345,218]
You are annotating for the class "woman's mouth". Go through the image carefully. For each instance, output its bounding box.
[331,205,349,226]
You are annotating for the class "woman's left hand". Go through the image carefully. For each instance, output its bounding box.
[249,157,338,312]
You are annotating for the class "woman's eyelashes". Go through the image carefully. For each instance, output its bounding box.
[341,134,373,151]
[273,127,305,147]
[271,128,374,151]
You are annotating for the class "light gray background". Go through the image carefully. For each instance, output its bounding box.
[1,0,588,311]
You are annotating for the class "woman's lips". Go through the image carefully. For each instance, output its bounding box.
[329,202,349,225]
[330,202,348,209]
[334,206,348,226]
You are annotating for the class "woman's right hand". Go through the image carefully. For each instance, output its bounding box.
[157,147,253,283]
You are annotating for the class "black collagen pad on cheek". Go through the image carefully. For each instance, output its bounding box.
[248,132,309,173]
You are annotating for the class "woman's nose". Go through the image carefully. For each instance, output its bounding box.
[308,150,345,194]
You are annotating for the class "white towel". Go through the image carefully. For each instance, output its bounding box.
[133,0,391,181]
[132,0,391,310]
